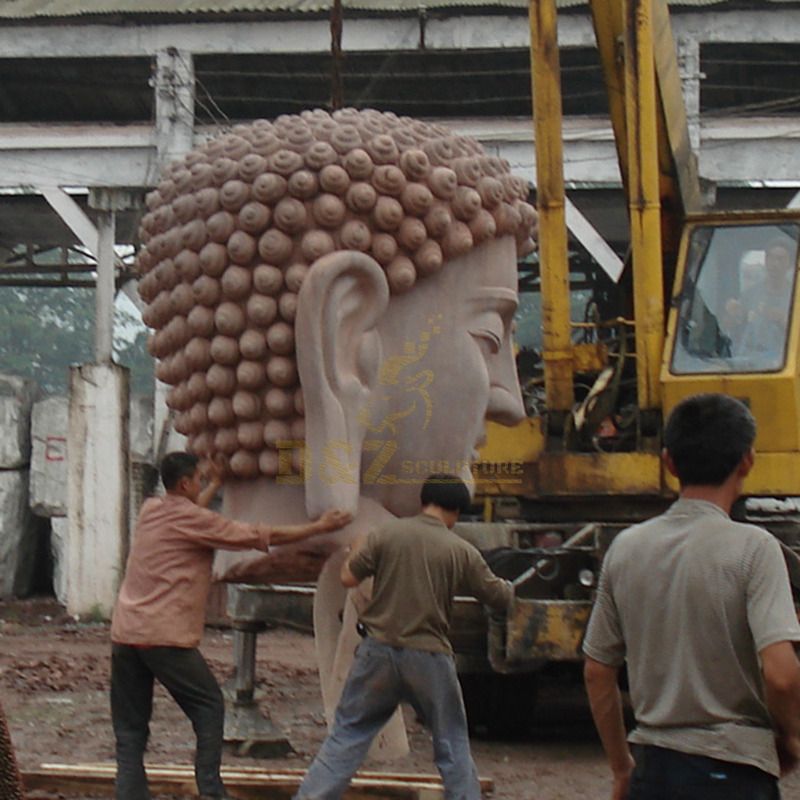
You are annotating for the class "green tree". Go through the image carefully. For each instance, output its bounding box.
[0,286,153,396]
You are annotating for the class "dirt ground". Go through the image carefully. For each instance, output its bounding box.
[3,598,800,800]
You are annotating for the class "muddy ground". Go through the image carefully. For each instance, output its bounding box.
[3,598,800,800]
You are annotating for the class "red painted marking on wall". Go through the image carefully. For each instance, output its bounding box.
[45,436,67,462]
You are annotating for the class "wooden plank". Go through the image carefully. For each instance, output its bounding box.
[24,772,441,799]
[22,763,474,800]
[34,762,492,791]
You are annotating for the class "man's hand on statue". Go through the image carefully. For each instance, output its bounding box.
[317,509,353,533]
[201,454,226,486]
[195,454,227,507]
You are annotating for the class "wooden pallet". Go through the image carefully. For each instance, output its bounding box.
[23,763,494,799]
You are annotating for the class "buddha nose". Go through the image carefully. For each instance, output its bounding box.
[486,345,525,426]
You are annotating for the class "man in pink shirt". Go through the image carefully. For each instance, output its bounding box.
[110,451,351,800]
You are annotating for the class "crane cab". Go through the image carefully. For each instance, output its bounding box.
[663,212,800,495]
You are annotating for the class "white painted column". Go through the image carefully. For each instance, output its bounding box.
[66,363,130,618]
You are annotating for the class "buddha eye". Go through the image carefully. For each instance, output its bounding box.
[469,312,505,355]
[472,330,502,355]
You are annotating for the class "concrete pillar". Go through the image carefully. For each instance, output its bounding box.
[88,187,143,365]
[151,48,195,460]
[66,363,130,618]
[94,207,116,363]
[155,47,196,168]
[677,36,702,153]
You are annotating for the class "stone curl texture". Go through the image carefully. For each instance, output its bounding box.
[136,108,539,478]
[0,702,23,800]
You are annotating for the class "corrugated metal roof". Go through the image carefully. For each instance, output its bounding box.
[0,0,792,22]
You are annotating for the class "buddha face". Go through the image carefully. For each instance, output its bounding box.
[347,236,525,516]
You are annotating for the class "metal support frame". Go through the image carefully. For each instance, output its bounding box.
[224,586,292,758]
[233,626,259,704]
[624,0,665,412]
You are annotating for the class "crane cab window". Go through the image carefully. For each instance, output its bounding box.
[671,224,800,374]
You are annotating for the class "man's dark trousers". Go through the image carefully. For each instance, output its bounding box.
[628,745,779,800]
[111,643,226,800]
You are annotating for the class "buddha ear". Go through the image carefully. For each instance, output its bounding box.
[296,250,389,518]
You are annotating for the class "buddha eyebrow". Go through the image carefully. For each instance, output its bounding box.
[467,288,518,314]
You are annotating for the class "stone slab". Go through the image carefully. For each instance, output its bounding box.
[30,394,154,519]
[0,374,37,469]
[129,395,154,463]
[0,469,39,598]
[50,516,69,606]
[29,396,68,517]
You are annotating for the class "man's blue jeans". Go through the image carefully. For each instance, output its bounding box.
[295,637,481,800]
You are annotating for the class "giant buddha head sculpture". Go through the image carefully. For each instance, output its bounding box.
[137,108,536,527]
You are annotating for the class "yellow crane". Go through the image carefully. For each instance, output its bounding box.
[460,0,800,730]
[481,0,800,503]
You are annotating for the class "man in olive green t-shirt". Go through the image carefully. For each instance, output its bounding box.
[294,473,512,800]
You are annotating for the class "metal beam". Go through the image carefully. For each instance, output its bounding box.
[0,124,157,189]
[0,20,333,58]
[700,119,800,185]
[565,199,624,283]
[0,279,96,287]
[0,17,542,59]
[2,116,799,198]
[673,10,800,44]
[530,0,574,413]
[39,187,100,254]
[3,115,800,194]
[624,0,664,411]
[0,10,799,60]
[119,279,145,314]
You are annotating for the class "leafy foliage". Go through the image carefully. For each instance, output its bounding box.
[0,286,153,396]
